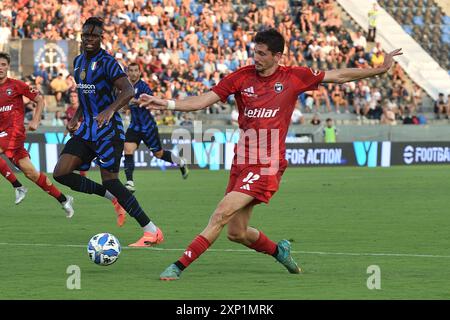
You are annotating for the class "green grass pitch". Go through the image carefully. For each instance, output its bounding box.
[1,166,449,299]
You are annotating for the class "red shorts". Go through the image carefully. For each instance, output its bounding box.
[0,133,29,166]
[225,159,288,204]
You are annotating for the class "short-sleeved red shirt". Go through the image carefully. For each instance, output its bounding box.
[0,78,39,143]
[212,65,324,166]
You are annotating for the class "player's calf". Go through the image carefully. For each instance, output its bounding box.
[123,154,135,192]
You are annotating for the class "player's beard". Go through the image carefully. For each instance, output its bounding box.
[255,63,263,71]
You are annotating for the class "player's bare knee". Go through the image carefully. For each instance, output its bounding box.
[227,231,246,243]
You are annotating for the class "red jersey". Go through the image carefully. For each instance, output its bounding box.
[212,65,324,165]
[0,78,39,141]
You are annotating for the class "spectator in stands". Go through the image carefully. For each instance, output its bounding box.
[52,110,65,127]
[392,61,406,82]
[32,75,47,96]
[34,64,50,89]
[291,104,305,125]
[50,73,69,107]
[314,86,332,113]
[163,110,176,126]
[331,84,348,113]
[302,90,314,113]
[323,13,342,33]
[365,87,383,119]
[353,50,370,69]
[24,99,36,123]
[371,51,385,68]
[412,84,423,113]
[354,80,370,118]
[352,31,367,52]
[179,113,193,127]
[434,93,447,119]
[371,42,383,55]
[0,20,11,52]
[380,99,397,125]
[57,63,70,79]
[310,113,321,126]
[402,107,419,125]
[338,39,353,65]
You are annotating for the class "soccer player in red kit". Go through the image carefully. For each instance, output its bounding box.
[0,52,74,216]
[139,29,403,280]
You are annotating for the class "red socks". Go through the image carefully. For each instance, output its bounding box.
[247,231,277,255]
[176,231,276,270]
[0,157,18,185]
[36,172,62,199]
[178,235,211,269]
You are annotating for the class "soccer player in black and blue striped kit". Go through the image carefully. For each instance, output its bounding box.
[123,63,188,193]
[53,17,163,247]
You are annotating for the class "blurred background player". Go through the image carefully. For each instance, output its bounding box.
[52,17,163,246]
[139,29,402,281]
[123,62,189,193]
[0,52,74,216]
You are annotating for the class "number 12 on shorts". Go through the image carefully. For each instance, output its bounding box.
[240,172,260,190]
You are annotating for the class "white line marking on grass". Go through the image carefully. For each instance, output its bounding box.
[0,242,449,259]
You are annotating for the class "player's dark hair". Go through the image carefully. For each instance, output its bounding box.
[128,62,140,69]
[254,29,285,54]
[83,17,104,29]
[0,52,11,64]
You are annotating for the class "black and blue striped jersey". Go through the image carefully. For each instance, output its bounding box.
[73,49,126,141]
[128,79,156,132]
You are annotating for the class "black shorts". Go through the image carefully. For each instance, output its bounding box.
[125,127,162,153]
[61,136,124,173]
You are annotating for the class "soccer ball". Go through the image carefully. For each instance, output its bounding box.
[87,233,121,266]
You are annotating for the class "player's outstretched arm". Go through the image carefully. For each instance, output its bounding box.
[138,91,221,112]
[322,48,403,84]
[28,94,45,131]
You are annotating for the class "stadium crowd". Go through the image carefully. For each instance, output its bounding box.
[0,0,439,126]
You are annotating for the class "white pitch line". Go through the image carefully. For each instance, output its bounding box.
[0,242,449,259]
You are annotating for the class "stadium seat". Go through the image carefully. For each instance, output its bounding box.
[443,16,450,25]
[403,25,413,35]
[413,16,424,26]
